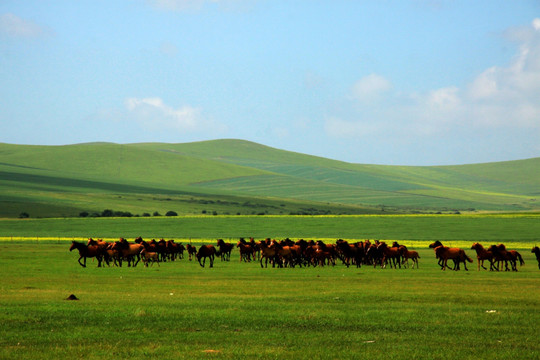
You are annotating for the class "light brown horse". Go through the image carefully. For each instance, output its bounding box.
[398,245,419,269]
[111,238,144,267]
[69,241,105,268]
[470,243,495,271]
[196,245,216,268]
[429,241,472,271]
[259,240,278,268]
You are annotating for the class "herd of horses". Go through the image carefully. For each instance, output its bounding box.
[69,237,540,271]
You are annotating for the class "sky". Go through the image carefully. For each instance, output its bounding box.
[1,1,539,165]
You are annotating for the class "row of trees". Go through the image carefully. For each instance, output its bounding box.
[79,209,178,218]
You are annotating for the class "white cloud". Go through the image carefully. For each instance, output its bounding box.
[125,97,227,134]
[147,0,254,12]
[148,0,214,11]
[328,19,540,143]
[351,74,392,101]
[0,13,52,38]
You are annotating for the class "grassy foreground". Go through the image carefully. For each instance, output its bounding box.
[0,243,539,360]
[1,215,539,359]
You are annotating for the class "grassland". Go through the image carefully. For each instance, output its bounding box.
[1,214,539,245]
[1,140,538,218]
[1,242,539,359]
[1,214,539,359]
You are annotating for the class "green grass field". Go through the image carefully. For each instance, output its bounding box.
[1,241,539,359]
[1,215,540,358]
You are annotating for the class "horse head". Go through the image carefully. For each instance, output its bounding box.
[429,241,443,249]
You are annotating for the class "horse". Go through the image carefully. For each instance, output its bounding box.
[429,241,472,271]
[216,239,233,261]
[140,248,160,267]
[488,244,524,271]
[398,245,419,269]
[196,245,216,268]
[259,240,278,268]
[470,243,495,271]
[377,242,401,269]
[270,240,296,268]
[111,238,144,267]
[166,240,185,261]
[532,246,540,270]
[186,244,197,261]
[236,239,253,262]
[69,240,105,268]
[336,240,363,268]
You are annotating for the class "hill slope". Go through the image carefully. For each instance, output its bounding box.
[0,140,538,217]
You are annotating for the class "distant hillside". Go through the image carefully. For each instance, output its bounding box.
[0,140,538,218]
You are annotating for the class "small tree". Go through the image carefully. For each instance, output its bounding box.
[165,210,178,216]
[19,212,29,218]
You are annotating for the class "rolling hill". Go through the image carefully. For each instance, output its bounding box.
[0,139,538,218]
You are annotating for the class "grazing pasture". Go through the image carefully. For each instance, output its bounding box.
[0,214,539,359]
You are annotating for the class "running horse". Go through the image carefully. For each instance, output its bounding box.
[488,244,524,271]
[196,245,217,268]
[532,246,540,270]
[69,240,106,268]
[470,242,495,271]
[429,241,473,271]
[216,239,234,261]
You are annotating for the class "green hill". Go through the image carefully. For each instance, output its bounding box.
[0,140,538,218]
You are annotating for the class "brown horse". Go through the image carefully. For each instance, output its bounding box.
[111,238,144,267]
[196,245,216,268]
[186,244,197,261]
[532,246,540,270]
[488,244,524,271]
[236,240,253,262]
[398,245,419,269]
[470,243,495,271]
[429,241,472,271]
[377,242,401,269]
[216,239,234,261]
[69,241,105,267]
[259,240,278,268]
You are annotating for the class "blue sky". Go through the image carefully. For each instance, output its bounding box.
[1,1,539,165]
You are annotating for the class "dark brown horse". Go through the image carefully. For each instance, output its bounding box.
[429,241,472,271]
[236,239,253,262]
[216,239,234,261]
[196,245,217,268]
[488,244,524,271]
[186,244,197,261]
[532,246,540,270]
[69,241,105,267]
[470,242,495,271]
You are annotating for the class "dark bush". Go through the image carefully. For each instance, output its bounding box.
[165,211,178,216]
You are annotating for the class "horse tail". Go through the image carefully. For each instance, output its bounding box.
[516,252,525,266]
[466,254,473,263]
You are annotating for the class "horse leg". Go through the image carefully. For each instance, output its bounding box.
[78,256,86,268]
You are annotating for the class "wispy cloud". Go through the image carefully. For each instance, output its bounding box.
[125,97,227,134]
[326,18,540,141]
[0,13,53,38]
[146,0,255,12]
